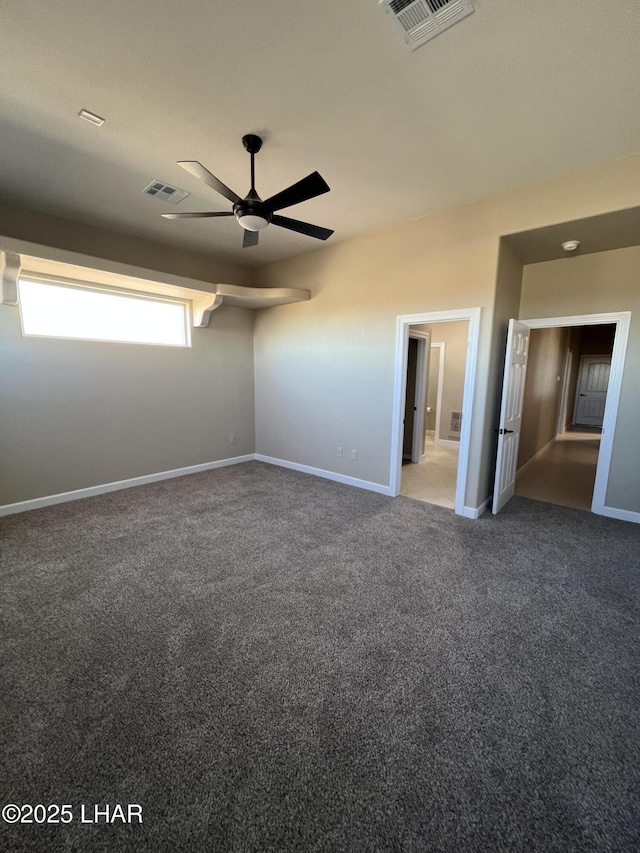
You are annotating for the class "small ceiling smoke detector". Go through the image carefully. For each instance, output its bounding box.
[79,109,105,126]
[143,181,190,205]
[562,240,580,252]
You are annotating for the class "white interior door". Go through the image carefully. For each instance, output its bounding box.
[574,356,611,427]
[492,320,530,514]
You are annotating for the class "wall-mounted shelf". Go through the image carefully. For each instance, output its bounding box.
[0,244,310,329]
[192,284,309,326]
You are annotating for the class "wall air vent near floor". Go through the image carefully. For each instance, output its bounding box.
[380,0,474,50]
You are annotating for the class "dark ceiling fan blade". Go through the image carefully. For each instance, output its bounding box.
[161,211,234,219]
[242,229,259,248]
[264,171,330,212]
[271,215,334,241]
[177,161,242,204]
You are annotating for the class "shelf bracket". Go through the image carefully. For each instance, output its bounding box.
[192,293,224,327]
[1,251,21,305]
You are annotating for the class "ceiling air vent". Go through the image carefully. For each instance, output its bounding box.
[381,0,474,50]
[143,181,190,205]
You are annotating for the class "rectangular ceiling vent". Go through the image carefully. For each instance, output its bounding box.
[143,181,190,205]
[381,0,474,50]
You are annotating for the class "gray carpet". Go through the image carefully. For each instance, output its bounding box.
[1,461,639,852]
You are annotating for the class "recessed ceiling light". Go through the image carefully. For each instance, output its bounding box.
[562,240,580,252]
[79,109,105,126]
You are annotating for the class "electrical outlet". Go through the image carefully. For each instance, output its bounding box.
[337,447,343,458]
[229,434,236,444]
[351,450,358,460]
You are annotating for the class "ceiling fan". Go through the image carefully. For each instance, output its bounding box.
[162,135,334,248]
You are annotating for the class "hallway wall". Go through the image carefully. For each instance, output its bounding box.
[517,326,568,469]
[414,320,469,442]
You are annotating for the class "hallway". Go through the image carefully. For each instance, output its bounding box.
[515,428,601,510]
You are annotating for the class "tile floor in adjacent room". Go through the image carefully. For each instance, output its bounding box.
[401,433,459,509]
[515,427,601,511]
[402,428,601,513]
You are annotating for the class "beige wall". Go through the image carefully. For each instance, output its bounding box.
[432,321,468,441]
[255,154,640,510]
[0,302,255,506]
[254,214,499,501]
[4,154,640,514]
[416,321,469,441]
[521,245,640,512]
[0,213,257,507]
[517,327,567,468]
[0,201,256,287]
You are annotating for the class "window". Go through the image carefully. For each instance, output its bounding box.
[18,277,190,347]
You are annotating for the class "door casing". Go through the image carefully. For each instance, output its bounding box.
[494,311,630,517]
[391,308,481,516]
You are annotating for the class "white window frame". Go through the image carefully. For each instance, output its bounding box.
[17,274,192,348]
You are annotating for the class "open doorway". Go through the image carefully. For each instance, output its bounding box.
[401,321,469,509]
[492,311,630,517]
[514,324,614,510]
[391,308,481,517]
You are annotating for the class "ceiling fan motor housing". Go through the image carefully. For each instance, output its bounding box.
[234,189,272,231]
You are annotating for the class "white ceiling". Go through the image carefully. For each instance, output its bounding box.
[1,0,639,266]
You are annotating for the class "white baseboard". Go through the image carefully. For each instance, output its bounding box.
[0,454,255,517]
[1,453,504,522]
[460,497,490,519]
[597,505,640,524]
[255,454,393,496]
[435,438,461,448]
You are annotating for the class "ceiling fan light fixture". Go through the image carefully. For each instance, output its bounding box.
[237,214,269,232]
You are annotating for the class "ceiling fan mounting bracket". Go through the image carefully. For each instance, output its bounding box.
[242,134,263,155]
